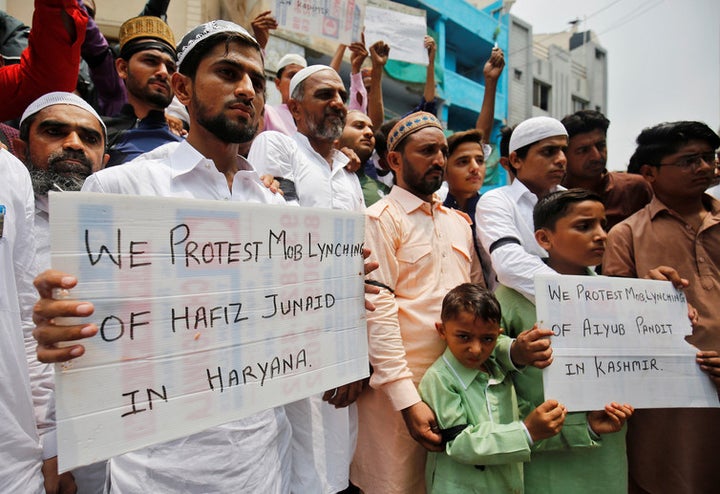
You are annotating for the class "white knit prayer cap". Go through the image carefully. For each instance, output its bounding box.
[509,116,568,154]
[289,65,337,100]
[20,91,106,138]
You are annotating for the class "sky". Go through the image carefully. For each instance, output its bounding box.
[509,0,720,171]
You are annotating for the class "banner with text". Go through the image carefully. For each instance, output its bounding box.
[270,0,364,46]
[50,192,368,472]
[535,274,719,411]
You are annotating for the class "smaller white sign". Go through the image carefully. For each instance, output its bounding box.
[364,0,428,65]
[535,274,719,411]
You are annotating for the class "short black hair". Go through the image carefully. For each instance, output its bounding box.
[441,283,502,325]
[179,33,258,80]
[447,129,483,157]
[499,125,514,159]
[375,118,399,158]
[533,188,603,231]
[627,121,720,174]
[561,110,610,138]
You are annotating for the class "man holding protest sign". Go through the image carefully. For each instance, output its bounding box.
[32,21,294,493]
[604,121,720,494]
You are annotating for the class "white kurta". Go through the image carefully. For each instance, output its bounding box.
[249,131,365,211]
[0,149,45,494]
[249,130,365,493]
[476,179,562,302]
[81,140,293,493]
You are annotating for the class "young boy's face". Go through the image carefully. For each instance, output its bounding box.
[511,135,568,197]
[436,312,502,372]
[536,200,607,275]
[446,141,486,197]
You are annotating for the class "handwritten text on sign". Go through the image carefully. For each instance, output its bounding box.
[535,274,719,411]
[271,0,363,45]
[50,192,368,472]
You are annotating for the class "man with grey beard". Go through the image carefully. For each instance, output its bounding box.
[249,64,364,210]
[13,91,109,493]
[248,65,365,493]
[14,92,109,271]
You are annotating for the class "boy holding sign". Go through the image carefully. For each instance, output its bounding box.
[418,283,568,493]
[495,189,634,493]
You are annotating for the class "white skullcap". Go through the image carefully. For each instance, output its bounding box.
[177,20,259,71]
[276,53,307,74]
[509,116,568,154]
[20,91,106,138]
[289,65,336,99]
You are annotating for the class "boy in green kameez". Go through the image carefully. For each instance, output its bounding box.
[496,188,634,494]
[419,284,568,494]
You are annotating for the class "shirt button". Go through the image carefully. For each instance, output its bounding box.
[205,163,211,169]
[699,257,705,263]
[686,224,692,230]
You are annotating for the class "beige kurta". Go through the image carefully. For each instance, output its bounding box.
[604,194,720,493]
[351,186,482,493]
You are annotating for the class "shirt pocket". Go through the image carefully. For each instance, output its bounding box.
[396,242,433,292]
[443,242,475,284]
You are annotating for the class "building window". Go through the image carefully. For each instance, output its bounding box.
[595,48,605,60]
[572,96,588,112]
[514,69,523,80]
[533,80,550,111]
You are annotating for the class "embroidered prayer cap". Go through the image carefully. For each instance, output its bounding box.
[387,111,444,152]
[177,20,260,72]
[276,53,307,75]
[119,16,176,59]
[288,65,337,99]
[509,116,568,154]
[20,92,107,139]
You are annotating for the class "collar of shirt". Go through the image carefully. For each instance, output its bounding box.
[440,347,505,390]
[167,139,254,179]
[507,178,565,206]
[443,191,480,217]
[35,193,49,217]
[647,193,720,225]
[292,132,350,174]
[388,185,443,215]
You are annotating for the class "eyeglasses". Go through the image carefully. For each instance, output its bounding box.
[656,152,718,171]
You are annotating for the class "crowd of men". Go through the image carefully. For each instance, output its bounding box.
[1,1,719,493]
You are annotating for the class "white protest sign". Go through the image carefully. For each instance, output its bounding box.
[364,0,428,65]
[50,192,368,472]
[270,0,364,46]
[535,274,719,411]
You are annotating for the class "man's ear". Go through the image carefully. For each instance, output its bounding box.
[386,150,402,174]
[12,138,27,161]
[115,57,129,81]
[535,228,552,251]
[509,150,523,172]
[639,164,657,184]
[287,98,302,121]
[100,153,110,170]
[172,72,192,107]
